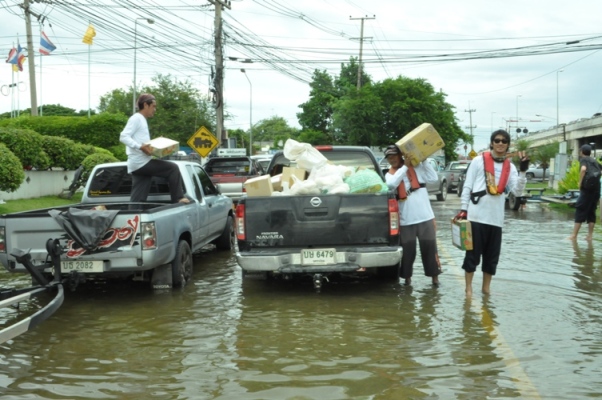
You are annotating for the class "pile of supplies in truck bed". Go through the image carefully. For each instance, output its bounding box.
[244,139,388,197]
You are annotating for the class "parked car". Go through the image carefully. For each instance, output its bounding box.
[203,156,266,202]
[525,164,550,180]
[251,155,273,173]
[441,160,471,192]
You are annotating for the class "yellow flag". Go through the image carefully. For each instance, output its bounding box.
[82,24,96,45]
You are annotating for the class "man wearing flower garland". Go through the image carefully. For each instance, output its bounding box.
[453,130,528,296]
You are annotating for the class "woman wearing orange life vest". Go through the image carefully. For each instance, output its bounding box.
[453,130,529,297]
[384,144,442,287]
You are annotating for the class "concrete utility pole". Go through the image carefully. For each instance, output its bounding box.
[209,0,231,147]
[350,15,375,90]
[465,107,476,149]
[21,0,39,116]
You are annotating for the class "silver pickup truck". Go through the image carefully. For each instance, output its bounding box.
[0,160,235,290]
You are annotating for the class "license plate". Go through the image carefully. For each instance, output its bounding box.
[301,249,336,265]
[61,260,104,273]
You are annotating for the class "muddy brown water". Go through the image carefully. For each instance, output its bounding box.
[0,196,600,399]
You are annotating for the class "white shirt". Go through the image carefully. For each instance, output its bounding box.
[460,154,526,228]
[385,160,438,226]
[119,113,152,173]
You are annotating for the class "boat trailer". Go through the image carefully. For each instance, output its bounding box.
[0,239,66,344]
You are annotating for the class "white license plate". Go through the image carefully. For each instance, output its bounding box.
[301,249,336,265]
[61,260,104,273]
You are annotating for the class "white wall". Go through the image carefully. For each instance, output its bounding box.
[0,170,77,201]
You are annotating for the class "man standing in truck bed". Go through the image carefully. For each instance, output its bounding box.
[384,144,441,287]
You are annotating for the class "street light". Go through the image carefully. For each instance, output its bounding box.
[241,69,252,155]
[133,17,155,114]
[556,69,564,126]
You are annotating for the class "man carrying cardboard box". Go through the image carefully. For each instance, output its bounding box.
[120,93,189,204]
[384,144,441,287]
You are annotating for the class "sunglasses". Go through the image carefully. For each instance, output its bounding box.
[493,139,509,144]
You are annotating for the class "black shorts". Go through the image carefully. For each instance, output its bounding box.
[574,190,600,224]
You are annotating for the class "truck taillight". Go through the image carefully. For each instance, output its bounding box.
[0,227,5,253]
[235,204,246,240]
[388,199,399,236]
[141,222,157,250]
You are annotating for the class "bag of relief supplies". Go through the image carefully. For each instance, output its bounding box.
[283,139,328,171]
[344,169,388,194]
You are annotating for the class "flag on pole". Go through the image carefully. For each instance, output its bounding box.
[5,47,17,65]
[39,31,56,55]
[82,24,96,45]
[15,43,26,72]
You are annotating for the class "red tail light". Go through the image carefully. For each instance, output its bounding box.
[388,199,399,236]
[235,204,246,240]
[313,145,333,151]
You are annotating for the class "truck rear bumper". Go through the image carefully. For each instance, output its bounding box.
[236,247,401,273]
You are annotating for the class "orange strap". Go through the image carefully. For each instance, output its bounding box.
[483,151,511,195]
[389,164,421,200]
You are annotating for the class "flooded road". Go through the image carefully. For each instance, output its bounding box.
[0,196,600,399]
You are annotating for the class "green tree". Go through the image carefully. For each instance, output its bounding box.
[297,70,337,137]
[532,142,559,176]
[98,74,215,145]
[331,85,384,146]
[0,143,25,192]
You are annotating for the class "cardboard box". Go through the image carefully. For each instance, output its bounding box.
[451,219,473,251]
[395,123,445,166]
[281,167,307,188]
[146,137,179,158]
[271,174,283,192]
[244,175,273,197]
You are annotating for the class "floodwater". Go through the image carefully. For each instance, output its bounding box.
[0,196,600,399]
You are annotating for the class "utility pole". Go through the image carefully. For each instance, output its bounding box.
[465,107,476,149]
[350,15,374,90]
[209,0,231,147]
[20,0,39,116]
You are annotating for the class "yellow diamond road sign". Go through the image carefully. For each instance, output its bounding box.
[187,126,219,158]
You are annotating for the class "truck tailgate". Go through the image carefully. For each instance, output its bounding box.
[243,194,393,247]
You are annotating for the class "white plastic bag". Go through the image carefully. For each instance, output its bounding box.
[283,139,328,171]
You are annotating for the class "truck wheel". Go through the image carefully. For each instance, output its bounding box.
[436,182,447,201]
[172,240,193,288]
[215,215,235,250]
[507,193,522,210]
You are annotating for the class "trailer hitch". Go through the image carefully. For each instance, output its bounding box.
[0,239,65,344]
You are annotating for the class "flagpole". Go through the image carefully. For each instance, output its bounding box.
[88,41,91,118]
[40,52,43,116]
[11,69,15,118]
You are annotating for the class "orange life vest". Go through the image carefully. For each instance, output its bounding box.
[483,151,511,195]
[389,164,421,200]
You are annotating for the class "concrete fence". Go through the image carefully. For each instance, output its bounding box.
[0,170,77,202]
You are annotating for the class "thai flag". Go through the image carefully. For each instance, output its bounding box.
[15,44,26,71]
[5,47,17,64]
[39,31,56,55]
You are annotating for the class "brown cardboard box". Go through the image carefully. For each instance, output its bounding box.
[271,174,283,192]
[395,123,445,166]
[146,137,180,158]
[282,167,307,188]
[451,219,473,251]
[244,175,273,197]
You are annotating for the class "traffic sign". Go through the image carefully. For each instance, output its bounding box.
[187,126,219,158]
[469,149,478,159]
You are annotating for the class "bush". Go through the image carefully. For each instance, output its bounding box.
[558,160,582,194]
[0,127,51,170]
[0,143,25,192]
[0,113,128,149]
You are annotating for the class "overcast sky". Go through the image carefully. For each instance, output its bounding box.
[1,0,602,154]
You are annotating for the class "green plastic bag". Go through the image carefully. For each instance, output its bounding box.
[344,169,388,194]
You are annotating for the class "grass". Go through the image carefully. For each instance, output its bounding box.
[0,192,83,214]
